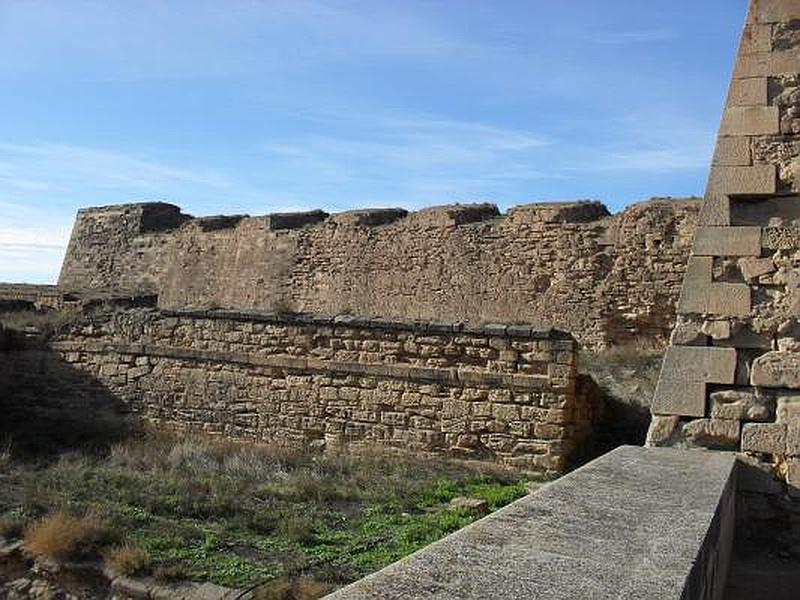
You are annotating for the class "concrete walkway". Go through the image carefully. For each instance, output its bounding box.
[327,446,737,600]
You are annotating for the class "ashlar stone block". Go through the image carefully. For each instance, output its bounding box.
[719,106,780,136]
[693,227,762,257]
[707,165,777,195]
[676,257,751,317]
[727,77,768,106]
[742,422,787,454]
[787,458,800,492]
[705,283,752,317]
[698,194,731,226]
[777,395,800,423]
[710,389,772,421]
[739,25,772,54]
[712,137,752,167]
[660,346,738,385]
[752,351,800,389]
[735,51,800,78]
[739,256,776,281]
[757,0,800,23]
[651,379,707,418]
[683,418,741,449]
[677,257,713,314]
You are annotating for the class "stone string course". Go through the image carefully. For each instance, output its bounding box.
[647,0,800,540]
[44,309,599,474]
[55,198,699,349]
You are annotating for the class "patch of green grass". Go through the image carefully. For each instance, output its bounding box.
[462,479,529,509]
[0,434,533,590]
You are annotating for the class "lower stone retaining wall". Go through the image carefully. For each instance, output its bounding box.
[0,346,130,451]
[40,308,600,474]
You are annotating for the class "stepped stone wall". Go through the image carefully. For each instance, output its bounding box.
[56,198,699,349]
[40,309,599,474]
[0,283,66,311]
[647,0,800,541]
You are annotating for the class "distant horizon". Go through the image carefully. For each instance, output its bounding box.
[0,0,748,283]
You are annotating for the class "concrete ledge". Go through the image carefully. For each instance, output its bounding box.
[327,446,737,600]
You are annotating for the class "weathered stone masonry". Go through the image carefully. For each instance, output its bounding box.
[56,198,699,349]
[42,309,597,474]
[647,0,800,543]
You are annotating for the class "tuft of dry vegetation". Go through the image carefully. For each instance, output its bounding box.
[254,576,333,600]
[24,512,109,562]
[0,440,11,471]
[106,542,151,576]
[0,514,26,539]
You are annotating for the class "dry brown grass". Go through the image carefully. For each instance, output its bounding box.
[0,515,26,539]
[254,576,333,600]
[106,542,151,576]
[292,577,333,599]
[24,512,108,562]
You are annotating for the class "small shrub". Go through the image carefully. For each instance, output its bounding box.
[292,577,333,600]
[254,577,292,600]
[254,577,332,600]
[106,542,151,575]
[277,513,317,545]
[166,440,219,476]
[24,512,108,562]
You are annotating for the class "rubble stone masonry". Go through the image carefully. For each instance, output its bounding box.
[38,309,598,475]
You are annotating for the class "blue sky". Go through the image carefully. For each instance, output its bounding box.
[1,0,748,283]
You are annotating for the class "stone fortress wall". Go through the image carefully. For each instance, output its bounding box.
[647,0,800,535]
[32,308,596,475]
[56,198,699,350]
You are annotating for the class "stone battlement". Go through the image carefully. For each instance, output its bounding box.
[56,197,699,349]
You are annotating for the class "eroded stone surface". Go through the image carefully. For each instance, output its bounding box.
[683,418,741,448]
[752,351,800,388]
[742,422,787,454]
[710,389,773,420]
[645,415,680,446]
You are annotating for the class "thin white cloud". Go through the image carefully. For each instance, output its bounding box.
[0,143,229,190]
[561,113,714,173]
[261,113,552,193]
[0,225,70,284]
[590,28,676,45]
